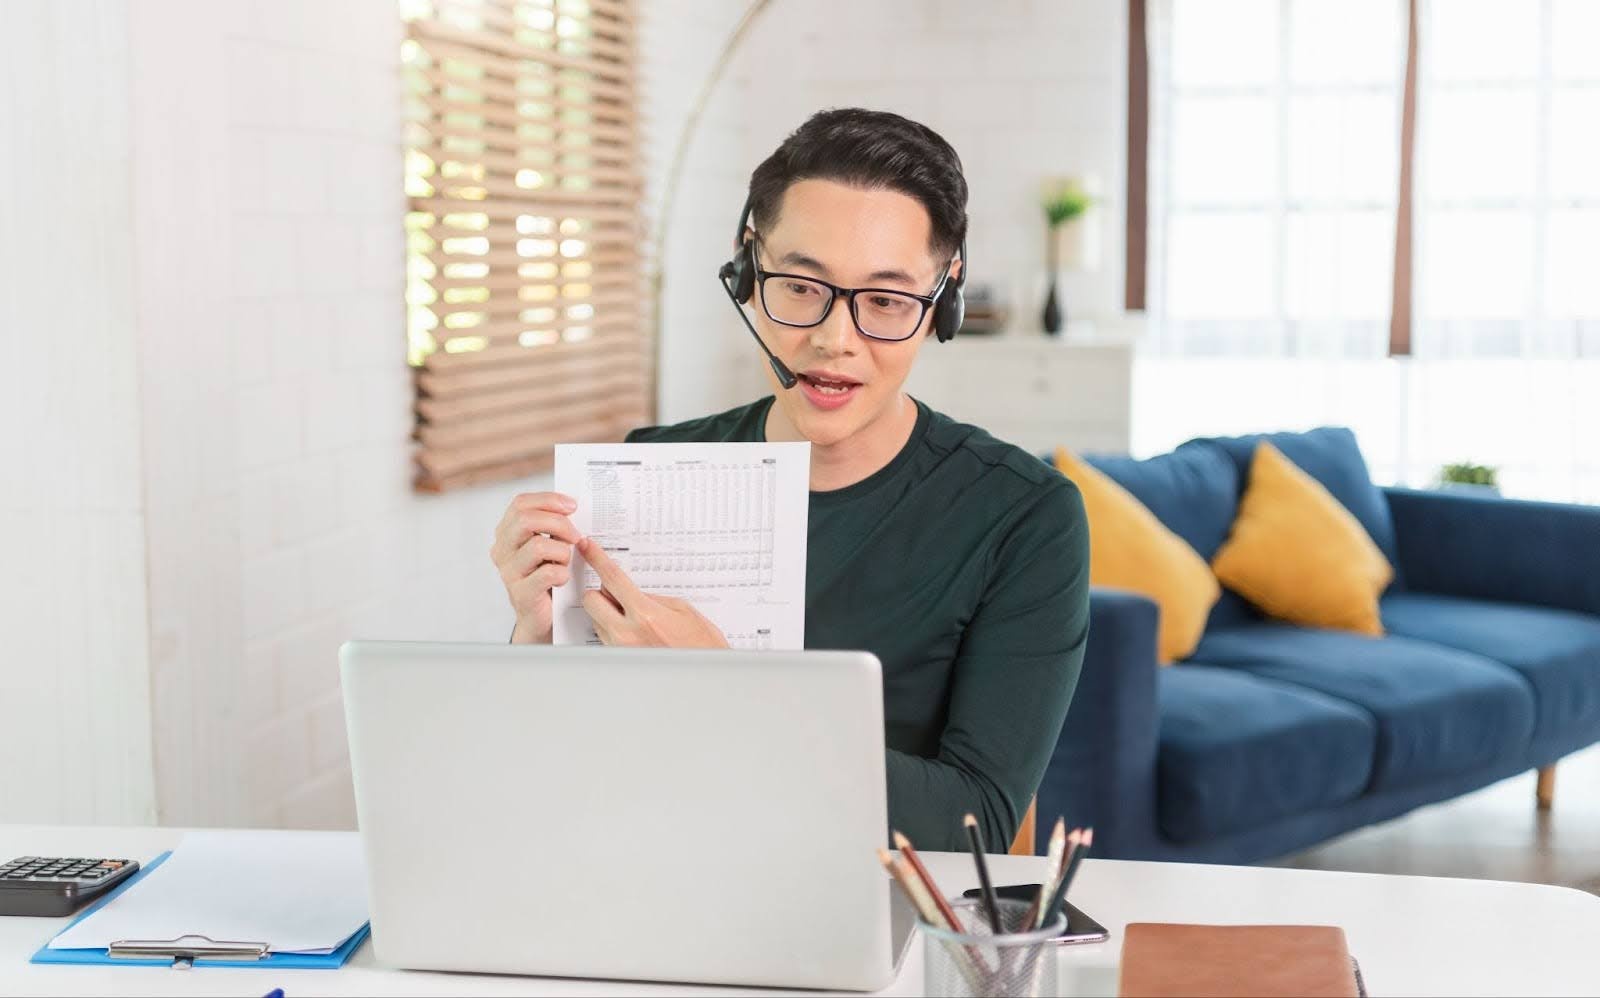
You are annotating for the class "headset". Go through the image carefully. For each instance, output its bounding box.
[716,197,968,390]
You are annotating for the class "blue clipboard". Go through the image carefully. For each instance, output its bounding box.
[30,851,370,969]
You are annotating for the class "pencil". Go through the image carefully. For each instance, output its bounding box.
[1027,818,1068,929]
[892,830,964,932]
[1043,825,1094,927]
[1036,828,1084,932]
[877,848,948,929]
[962,814,1003,934]
[881,848,994,991]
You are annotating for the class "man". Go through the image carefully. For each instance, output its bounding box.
[489,108,1090,852]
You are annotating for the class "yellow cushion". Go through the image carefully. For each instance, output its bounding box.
[1054,448,1220,664]
[1211,442,1394,636]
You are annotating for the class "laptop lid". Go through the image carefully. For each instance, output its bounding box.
[341,641,903,991]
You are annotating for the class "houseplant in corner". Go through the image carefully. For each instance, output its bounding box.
[1041,179,1092,335]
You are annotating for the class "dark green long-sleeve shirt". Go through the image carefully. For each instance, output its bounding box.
[626,397,1091,851]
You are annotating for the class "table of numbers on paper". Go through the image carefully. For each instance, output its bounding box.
[551,441,811,649]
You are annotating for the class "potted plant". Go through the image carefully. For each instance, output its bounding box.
[1437,462,1500,495]
[1041,180,1093,334]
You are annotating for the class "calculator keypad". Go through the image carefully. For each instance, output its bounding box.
[0,857,134,886]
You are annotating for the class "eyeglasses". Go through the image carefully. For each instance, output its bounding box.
[751,245,953,343]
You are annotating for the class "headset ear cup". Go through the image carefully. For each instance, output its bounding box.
[734,252,756,304]
[935,240,968,341]
[726,239,756,304]
[942,289,965,341]
[933,289,964,342]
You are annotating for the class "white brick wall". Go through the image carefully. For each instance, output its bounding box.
[127,0,535,828]
[638,1,772,423]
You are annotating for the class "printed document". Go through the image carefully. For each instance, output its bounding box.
[551,441,810,649]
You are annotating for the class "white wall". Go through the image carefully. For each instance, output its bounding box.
[0,0,159,825]
[641,2,772,423]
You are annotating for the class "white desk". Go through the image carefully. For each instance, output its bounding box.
[4,825,1599,996]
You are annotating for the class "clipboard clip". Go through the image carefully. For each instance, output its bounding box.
[109,934,270,966]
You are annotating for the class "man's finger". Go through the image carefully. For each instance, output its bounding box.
[493,493,576,553]
[522,561,571,594]
[504,535,571,582]
[513,491,578,514]
[578,537,644,607]
[495,510,580,558]
[517,510,582,547]
[582,588,626,640]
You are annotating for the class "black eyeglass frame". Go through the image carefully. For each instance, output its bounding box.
[748,242,956,343]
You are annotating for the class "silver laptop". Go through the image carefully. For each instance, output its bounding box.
[340,641,914,991]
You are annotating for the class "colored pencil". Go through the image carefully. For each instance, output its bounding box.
[892,830,964,931]
[962,813,1003,934]
[1027,817,1069,929]
[1042,827,1093,928]
[877,848,948,929]
[1036,828,1084,932]
[879,849,988,990]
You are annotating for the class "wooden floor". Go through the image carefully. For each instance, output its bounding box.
[1274,743,1600,895]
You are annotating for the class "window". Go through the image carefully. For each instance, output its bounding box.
[1414,0,1600,357]
[403,0,646,492]
[1139,0,1600,502]
[1147,0,1406,357]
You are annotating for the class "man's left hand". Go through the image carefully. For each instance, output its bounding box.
[578,536,731,649]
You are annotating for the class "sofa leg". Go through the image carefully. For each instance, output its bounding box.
[1536,764,1556,811]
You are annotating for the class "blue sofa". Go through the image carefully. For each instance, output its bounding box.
[1036,427,1600,863]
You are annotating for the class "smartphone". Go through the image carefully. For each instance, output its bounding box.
[962,884,1111,945]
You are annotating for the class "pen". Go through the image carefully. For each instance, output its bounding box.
[263,989,285,998]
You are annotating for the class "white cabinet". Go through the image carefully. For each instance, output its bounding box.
[904,328,1134,456]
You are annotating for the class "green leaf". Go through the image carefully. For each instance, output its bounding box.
[1042,184,1093,227]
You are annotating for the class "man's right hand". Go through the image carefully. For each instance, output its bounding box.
[490,491,582,644]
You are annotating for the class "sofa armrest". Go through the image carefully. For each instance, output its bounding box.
[1035,588,1164,858]
[1385,487,1600,617]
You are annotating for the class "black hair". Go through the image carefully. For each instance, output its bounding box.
[745,107,969,260]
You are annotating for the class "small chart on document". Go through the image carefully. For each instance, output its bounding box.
[551,441,810,649]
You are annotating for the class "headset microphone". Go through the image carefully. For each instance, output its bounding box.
[718,257,798,390]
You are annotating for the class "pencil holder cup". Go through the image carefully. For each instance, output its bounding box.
[920,897,1065,998]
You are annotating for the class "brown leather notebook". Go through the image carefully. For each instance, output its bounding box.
[1119,923,1361,997]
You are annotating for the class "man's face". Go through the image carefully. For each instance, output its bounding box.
[751,179,954,449]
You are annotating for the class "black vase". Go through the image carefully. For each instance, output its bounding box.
[1042,277,1063,335]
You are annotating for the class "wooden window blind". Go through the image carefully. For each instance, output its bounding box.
[403,0,647,493]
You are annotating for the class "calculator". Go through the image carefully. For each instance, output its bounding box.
[0,857,140,917]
